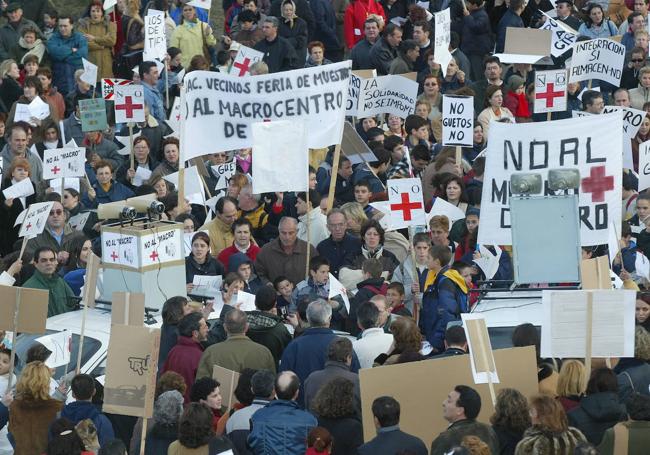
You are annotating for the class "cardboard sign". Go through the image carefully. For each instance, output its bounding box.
[143,9,166,61]
[19,201,54,238]
[433,8,452,76]
[229,45,264,77]
[102,78,133,100]
[82,252,100,309]
[359,346,538,448]
[36,331,71,368]
[478,114,622,247]
[357,75,418,118]
[541,290,636,358]
[43,147,86,180]
[581,256,612,290]
[569,38,625,86]
[103,324,160,418]
[442,95,473,146]
[0,286,48,333]
[639,140,650,191]
[114,84,145,123]
[79,98,108,132]
[534,69,567,113]
[251,121,309,194]
[462,314,499,384]
[80,58,98,86]
[213,365,240,409]
[505,27,552,58]
[180,62,351,158]
[388,178,426,229]
[540,13,577,57]
[111,292,145,326]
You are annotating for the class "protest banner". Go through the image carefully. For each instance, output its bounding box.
[180,61,351,158]
[102,78,133,100]
[111,292,145,326]
[433,8,452,76]
[341,121,378,165]
[356,74,418,118]
[79,98,108,132]
[425,197,467,230]
[347,72,361,116]
[461,314,499,405]
[251,121,309,194]
[213,366,240,409]
[212,161,237,190]
[495,28,552,64]
[639,140,650,191]
[359,346,538,447]
[143,9,166,61]
[442,95,473,146]
[387,178,426,230]
[229,44,264,76]
[80,58,98,86]
[534,69,567,114]
[569,38,625,86]
[43,147,86,180]
[601,105,645,138]
[540,12,577,57]
[478,114,623,247]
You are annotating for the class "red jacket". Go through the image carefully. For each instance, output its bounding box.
[217,243,261,272]
[161,336,204,403]
[343,0,386,49]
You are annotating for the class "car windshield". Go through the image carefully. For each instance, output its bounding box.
[14,331,102,379]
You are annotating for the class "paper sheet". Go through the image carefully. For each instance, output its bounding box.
[133,166,152,187]
[3,178,34,199]
[236,291,257,312]
[35,331,71,368]
[163,166,203,197]
[48,177,80,194]
[328,273,350,312]
[192,275,223,298]
[28,96,50,119]
[426,198,466,230]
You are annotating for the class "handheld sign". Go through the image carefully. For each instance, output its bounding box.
[102,78,133,100]
[0,286,48,333]
[540,13,577,58]
[228,45,264,77]
[388,178,426,230]
[79,98,108,132]
[569,38,625,86]
[213,366,240,409]
[433,8,452,76]
[143,9,166,61]
[442,95,473,146]
[356,75,418,118]
[80,58,98,86]
[114,84,145,124]
[3,178,34,200]
[19,201,55,238]
[534,69,567,113]
[43,148,86,180]
[36,331,71,368]
[639,140,650,192]
[187,0,211,8]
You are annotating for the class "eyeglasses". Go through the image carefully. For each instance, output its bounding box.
[632,59,645,63]
[49,209,63,216]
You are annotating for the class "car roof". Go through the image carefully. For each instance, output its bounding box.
[472,290,543,328]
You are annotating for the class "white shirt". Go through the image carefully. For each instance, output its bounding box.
[353,327,394,369]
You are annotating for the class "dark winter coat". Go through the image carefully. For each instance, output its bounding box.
[61,400,116,446]
[568,392,627,445]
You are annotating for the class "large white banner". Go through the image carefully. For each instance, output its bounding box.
[540,13,577,58]
[442,95,473,146]
[143,9,166,61]
[180,61,351,159]
[568,38,625,86]
[478,113,623,246]
[356,75,418,118]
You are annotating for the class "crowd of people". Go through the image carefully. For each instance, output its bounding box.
[0,0,647,453]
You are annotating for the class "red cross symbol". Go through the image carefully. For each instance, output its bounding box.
[25,222,32,230]
[110,251,118,261]
[149,251,159,261]
[116,96,143,119]
[535,82,565,108]
[233,57,252,76]
[581,165,614,203]
[390,193,422,221]
[51,165,61,175]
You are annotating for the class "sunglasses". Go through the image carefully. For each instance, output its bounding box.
[49,209,63,216]
[632,59,645,63]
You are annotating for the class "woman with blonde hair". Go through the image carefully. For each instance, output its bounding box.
[340,202,368,238]
[515,394,587,455]
[0,59,22,109]
[557,359,586,413]
[9,361,64,454]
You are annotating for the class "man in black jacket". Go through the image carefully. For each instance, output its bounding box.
[316,208,361,277]
[369,23,402,76]
[254,16,299,73]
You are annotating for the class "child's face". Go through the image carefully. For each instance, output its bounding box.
[415,125,429,140]
[459,267,473,288]
[276,279,293,298]
[311,265,330,284]
[0,353,10,376]
[386,288,403,307]
[465,215,479,233]
[238,263,252,281]
[354,186,370,204]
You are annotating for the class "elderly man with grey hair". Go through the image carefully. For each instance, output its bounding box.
[196,309,276,379]
[254,216,318,285]
[280,299,361,405]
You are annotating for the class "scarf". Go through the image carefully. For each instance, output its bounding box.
[19,38,46,63]
[361,244,383,259]
[236,154,251,174]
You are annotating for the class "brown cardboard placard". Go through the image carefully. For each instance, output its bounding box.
[0,285,49,333]
[580,256,610,289]
[213,365,241,410]
[82,252,101,309]
[400,72,417,82]
[111,292,145,326]
[359,346,538,447]
[352,69,376,79]
[103,324,160,418]
[505,28,552,56]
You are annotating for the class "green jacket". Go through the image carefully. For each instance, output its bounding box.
[598,421,650,455]
[196,334,276,379]
[23,269,75,317]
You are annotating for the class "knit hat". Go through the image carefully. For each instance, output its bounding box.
[153,390,184,425]
[506,75,525,93]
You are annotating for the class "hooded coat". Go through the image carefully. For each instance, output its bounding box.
[61,400,115,446]
[568,392,628,445]
[228,252,263,294]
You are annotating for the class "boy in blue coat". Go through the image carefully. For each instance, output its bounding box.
[61,374,115,446]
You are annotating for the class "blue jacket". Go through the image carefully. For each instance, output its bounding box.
[352,164,385,194]
[47,31,88,95]
[83,180,135,208]
[316,234,361,277]
[420,267,469,352]
[143,80,166,124]
[228,252,263,294]
[279,328,360,404]
[60,400,115,446]
[496,9,523,53]
[248,400,317,455]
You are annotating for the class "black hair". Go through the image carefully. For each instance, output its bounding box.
[383,135,404,152]
[234,368,257,405]
[71,374,95,400]
[251,369,275,398]
[190,377,220,402]
[455,385,481,419]
[445,325,467,346]
[357,301,380,330]
[372,396,400,427]
[255,286,277,311]
[178,312,203,338]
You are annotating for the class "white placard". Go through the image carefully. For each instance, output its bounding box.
[103,0,117,9]
[167,95,182,133]
[425,197,467,230]
[140,228,183,267]
[534,69,567,113]
[48,177,80,194]
[14,103,33,124]
[80,58,98,86]
[479,113,622,246]
[102,231,139,268]
[69,211,91,231]
[251,121,309,194]
[346,72,361,116]
[3,178,34,200]
[143,9,167,61]
[180,61,351,158]
[133,166,152,187]
[43,147,86,180]
[433,8,452,76]
[114,84,145,123]
[541,290,636,358]
[601,105,645,139]
[187,0,211,8]
[461,314,500,384]
[473,245,502,280]
[328,273,350,312]
[102,78,133,100]
[28,96,50,120]
[387,178,426,229]
[568,38,625,86]
[228,45,264,77]
[35,331,71,368]
[442,95,473,146]
[19,201,54,238]
[236,291,257,311]
[540,12,577,58]
[192,274,223,297]
[356,75,418,118]
[639,140,650,192]
[163,166,203,197]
